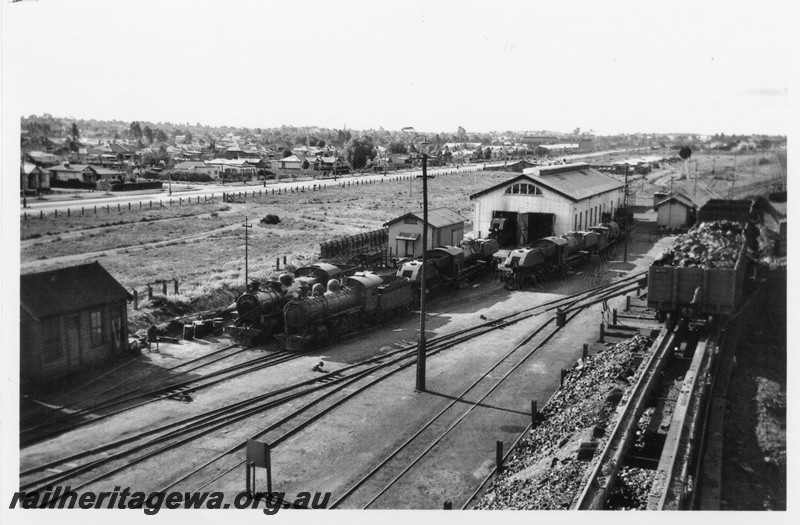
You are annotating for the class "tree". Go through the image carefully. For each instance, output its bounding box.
[473,146,483,160]
[143,126,154,144]
[282,148,293,158]
[129,121,143,140]
[387,141,408,154]
[456,126,467,141]
[302,159,310,170]
[316,139,326,148]
[344,137,376,169]
[484,147,492,160]
[71,122,79,140]
[154,129,168,143]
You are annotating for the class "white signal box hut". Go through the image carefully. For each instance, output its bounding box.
[469,163,625,246]
[655,193,697,229]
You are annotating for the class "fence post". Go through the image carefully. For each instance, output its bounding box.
[133,289,138,310]
[162,281,168,295]
[283,256,287,265]
[179,197,182,205]
[55,209,58,218]
[107,204,110,213]
[532,400,538,426]
[67,208,70,217]
[496,440,504,472]
[150,201,152,208]
[174,279,179,294]
[147,285,153,301]
[129,202,131,211]
[24,212,27,221]
[599,322,605,343]
[612,308,618,325]
[276,257,280,271]
[583,343,589,360]
[82,206,85,216]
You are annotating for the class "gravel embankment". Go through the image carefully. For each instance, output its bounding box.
[475,334,653,510]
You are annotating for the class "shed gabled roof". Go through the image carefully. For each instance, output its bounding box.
[655,193,697,209]
[21,261,132,319]
[384,207,466,229]
[470,163,624,202]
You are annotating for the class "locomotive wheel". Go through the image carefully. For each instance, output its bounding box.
[504,273,520,291]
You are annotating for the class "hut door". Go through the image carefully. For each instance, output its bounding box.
[66,315,81,366]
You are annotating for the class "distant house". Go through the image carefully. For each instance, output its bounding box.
[312,156,345,173]
[21,162,51,192]
[172,161,220,179]
[278,155,305,171]
[20,262,133,384]
[384,207,467,258]
[24,150,60,166]
[47,163,125,183]
[655,193,697,229]
[205,158,257,180]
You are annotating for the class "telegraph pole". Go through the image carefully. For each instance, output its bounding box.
[403,126,430,393]
[243,218,252,285]
[417,151,428,392]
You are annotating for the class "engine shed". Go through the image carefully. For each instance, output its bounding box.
[469,163,625,247]
[20,261,132,385]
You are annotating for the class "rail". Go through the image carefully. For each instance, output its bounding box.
[572,327,676,509]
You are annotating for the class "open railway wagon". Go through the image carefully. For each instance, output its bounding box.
[395,238,500,301]
[227,263,361,344]
[278,272,413,351]
[696,199,755,224]
[647,221,749,327]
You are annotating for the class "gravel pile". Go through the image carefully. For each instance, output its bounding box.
[606,466,655,510]
[654,221,743,269]
[474,335,653,510]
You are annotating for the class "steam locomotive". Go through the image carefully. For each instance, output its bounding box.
[278,272,413,351]
[502,219,624,289]
[395,237,500,299]
[276,237,500,351]
[228,263,360,344]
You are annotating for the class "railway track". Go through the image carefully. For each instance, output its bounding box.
[20,345,304,446]
[330,308,586,508]
[169,274,644,497]
[21,272,645,499]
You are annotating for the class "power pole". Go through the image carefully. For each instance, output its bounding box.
[243,218,252,285]
[417,151,428,392]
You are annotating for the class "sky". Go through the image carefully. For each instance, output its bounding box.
[1,0,795,136]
